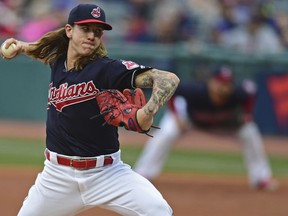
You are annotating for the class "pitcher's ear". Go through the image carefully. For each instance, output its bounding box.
[65,24,73,38]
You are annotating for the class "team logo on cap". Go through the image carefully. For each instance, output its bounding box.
[91,7,101,18]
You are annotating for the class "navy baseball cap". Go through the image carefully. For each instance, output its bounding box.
[212,66,234,83]
[68,4,112,30]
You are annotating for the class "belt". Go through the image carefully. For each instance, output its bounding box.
[45,149,113,170]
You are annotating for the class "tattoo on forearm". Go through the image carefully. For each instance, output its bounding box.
[143,69,178,115]
[139,73,153,87]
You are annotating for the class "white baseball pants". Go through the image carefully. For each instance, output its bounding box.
[17,150,173,216]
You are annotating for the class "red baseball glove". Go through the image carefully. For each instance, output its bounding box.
[94,88,157,136]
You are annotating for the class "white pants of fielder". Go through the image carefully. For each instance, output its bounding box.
[17,150,173,216]
[134,99,272,187]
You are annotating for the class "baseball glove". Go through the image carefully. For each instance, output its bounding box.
[93,88,158,136]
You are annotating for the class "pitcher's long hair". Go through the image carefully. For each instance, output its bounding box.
[25,27,108,71]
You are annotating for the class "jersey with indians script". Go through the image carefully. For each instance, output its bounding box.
[46,56,151,156]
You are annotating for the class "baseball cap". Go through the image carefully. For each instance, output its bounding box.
[212,66,234,83]
[68,4,112,30]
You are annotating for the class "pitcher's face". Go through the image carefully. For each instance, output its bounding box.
[66,23,103,56]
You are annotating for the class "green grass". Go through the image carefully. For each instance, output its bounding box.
[0,138,45,167]
[0,137,287,178]
[121,145,288,177]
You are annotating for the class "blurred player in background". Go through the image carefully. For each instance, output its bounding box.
[134,66,277,191]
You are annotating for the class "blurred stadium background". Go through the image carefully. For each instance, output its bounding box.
[0,1,288,215]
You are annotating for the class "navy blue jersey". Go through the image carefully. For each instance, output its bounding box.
[170,80,256,128]
[46,56,151,156]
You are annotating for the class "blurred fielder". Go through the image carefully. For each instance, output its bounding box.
[134,66,277,191]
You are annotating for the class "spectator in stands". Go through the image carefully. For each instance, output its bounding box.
[150,1,197,44]
[123,1,154,43]
[217,4,284,54]
[185,0,219,31]
[210,0,251,44]
[273,9,288,49]
[0,0,24,40]
[123,0,197,44]
[18,0,69,41]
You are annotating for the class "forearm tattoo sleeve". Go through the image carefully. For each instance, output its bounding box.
[136,69,179,116]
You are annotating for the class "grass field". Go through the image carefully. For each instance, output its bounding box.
[0,137,287,178]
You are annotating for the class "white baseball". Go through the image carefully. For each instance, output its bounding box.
[1,42,17,58]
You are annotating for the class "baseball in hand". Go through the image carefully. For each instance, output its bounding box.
[1,42,17,58]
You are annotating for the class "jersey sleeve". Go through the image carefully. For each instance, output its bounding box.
[103,59,152,90]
